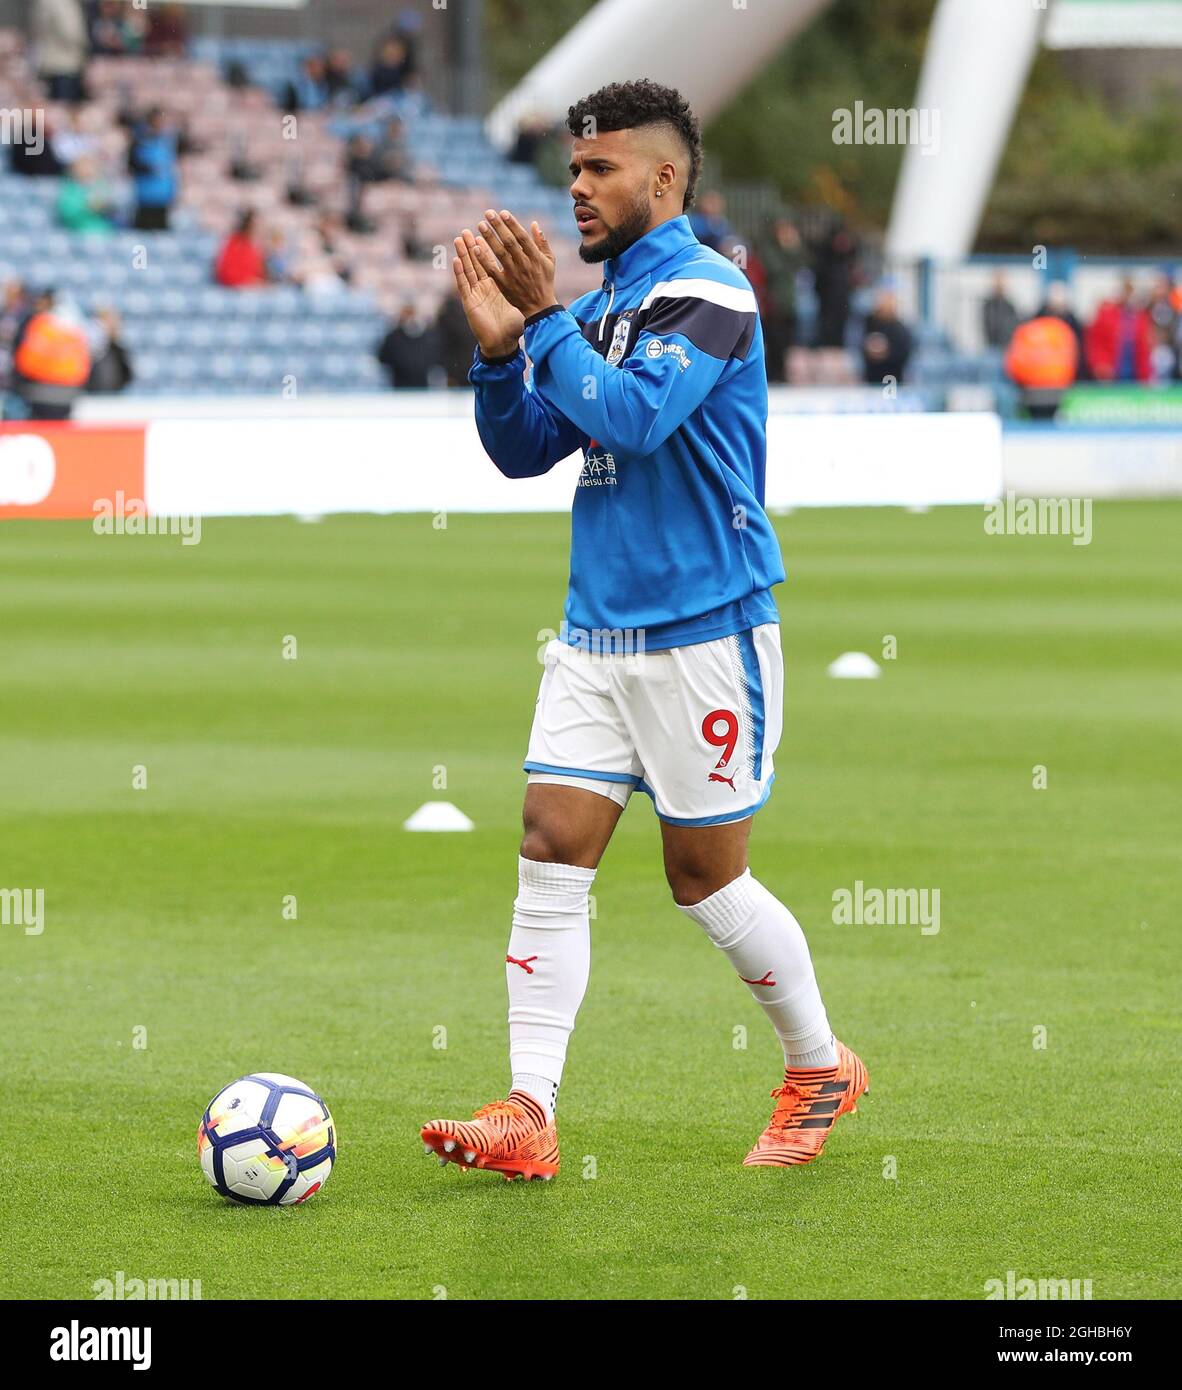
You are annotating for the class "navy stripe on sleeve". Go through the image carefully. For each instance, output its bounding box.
[636,277,758,361]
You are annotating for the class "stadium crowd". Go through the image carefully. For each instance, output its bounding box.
[3,1,1178,408]
[992,270,1182,387]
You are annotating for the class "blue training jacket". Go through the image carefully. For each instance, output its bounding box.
[469,214,785,653]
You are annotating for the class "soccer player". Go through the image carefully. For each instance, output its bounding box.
[420,80,867,1181]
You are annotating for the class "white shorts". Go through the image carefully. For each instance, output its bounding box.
[524,624,783,826]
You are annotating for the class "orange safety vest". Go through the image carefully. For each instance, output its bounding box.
[14,312,92,387]
[1004,316,1078,389]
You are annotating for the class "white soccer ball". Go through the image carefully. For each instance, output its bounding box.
[197,1073,336,1206]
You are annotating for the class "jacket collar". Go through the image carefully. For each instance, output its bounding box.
[602,215,697,290]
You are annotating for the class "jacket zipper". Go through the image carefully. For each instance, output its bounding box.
[598,279,616,342]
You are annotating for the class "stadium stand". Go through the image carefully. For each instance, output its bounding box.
[0,28,595,398]
[3,24,1174,413]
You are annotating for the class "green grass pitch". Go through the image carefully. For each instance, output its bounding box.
[1,502,1178,1300]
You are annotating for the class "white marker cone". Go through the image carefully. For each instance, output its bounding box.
[403,801,475,832]
[827,652,881,680]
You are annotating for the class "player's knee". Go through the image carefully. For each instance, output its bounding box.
[665,861,716,908]
[665,847,750,907]
[520,822,577,866]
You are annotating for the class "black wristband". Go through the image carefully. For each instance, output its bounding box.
[524,304,564,328]
[477,347,520,366]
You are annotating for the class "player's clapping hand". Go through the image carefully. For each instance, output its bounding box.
[453,227,525,358]
[471,209,558,320]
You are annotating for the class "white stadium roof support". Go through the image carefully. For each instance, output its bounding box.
[486,0,836,151]
[885,0,1049,261]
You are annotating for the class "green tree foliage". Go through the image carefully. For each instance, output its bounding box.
[981,60,1182,254]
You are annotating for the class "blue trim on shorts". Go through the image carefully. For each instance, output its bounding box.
[524,761,640,785]
[736,628,765,781]
[639,772,777,827]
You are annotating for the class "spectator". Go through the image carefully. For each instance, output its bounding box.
[1146,272,1177,351]
[215,211,268,289]
[0,280,32,411]
[128,107,178,231]
[860,285,913,386]
[11,288,92,420]
[689,189,732,253]
[229,128,263,183]
[1005,316,1079,408]
[509,114,551,166]
[32,0,89,103]
[1038,281,1089,381]
[724,231,767,306]
[402,214,430,262]
[89,0,146,57]
[324,49,360,107]
[283,55,329,114]
[346,133,382,185]
[347,123,410,186]
[10,117,64,177]
[284,148,317,207]
[1149,322,1177,383]
[144,3,187,59]
[52,108,99,166]
[1085,278,1152,382]
[982,270,1019,348]
[812,220,859,348]
[385,9,421,80]
[375,117,412,182]
[370,36,410,99]
[56,155,116,235]
[344,176,377,236]
[313,211,354,283]
[86,307,134,394]
[265,229,296,285]
[435,293,475,387]
[1141,272,1180,380]
[378,303,443,388]
[760,216,804,384]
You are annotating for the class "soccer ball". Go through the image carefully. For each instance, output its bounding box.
[198,1072,336,1206]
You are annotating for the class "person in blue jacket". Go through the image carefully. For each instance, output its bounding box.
[419,80,867,1181]
[128,107,178,232]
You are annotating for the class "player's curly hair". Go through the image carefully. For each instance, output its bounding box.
[566,79,703,211]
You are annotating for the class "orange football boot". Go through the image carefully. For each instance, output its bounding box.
[420,1088,559,1182]
[743,1038,869,1167]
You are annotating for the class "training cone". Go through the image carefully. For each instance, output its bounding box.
[827,651,881,680]
[403,801,475,832]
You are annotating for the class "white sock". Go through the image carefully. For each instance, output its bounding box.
[506,856,595,1118]
[678,870,836,1068]
[511,1072,558,1121]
